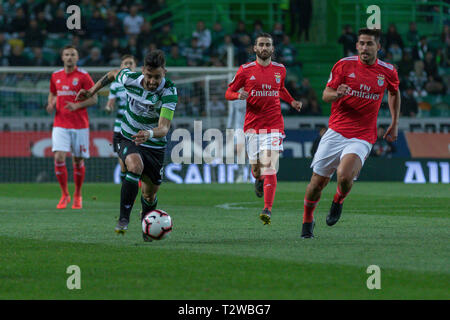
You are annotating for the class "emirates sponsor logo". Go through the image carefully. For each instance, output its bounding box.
[250,84,279,97]
[57,90,77,96]
[348,90,380,100]
[347,84,380,101]
[251,90,279,97]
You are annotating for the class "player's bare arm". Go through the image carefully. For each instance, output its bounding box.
[384,89,401,142]
[76,69,121,101]
[322,84,350,103]
[46,92,57,114]
[65,94,98,111]
[132,116,172,146]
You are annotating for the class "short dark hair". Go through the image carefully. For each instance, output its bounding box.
[144,49,166,69]
[254,32,273,45]
[358,28,381,42]
[61,45,78,55]
[121,54,137,64]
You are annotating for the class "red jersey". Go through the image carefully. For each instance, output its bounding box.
[227,60,294,134]
[50,67,95,129]
[326,55,399,144]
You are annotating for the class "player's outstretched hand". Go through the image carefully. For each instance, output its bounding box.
[132,130,150,145]
[336,84,350,98]
[76,89,92,101]
[383,124,398,142]
[65,102,79,111]
[46,103,55,114]
[238,91,249,100]
[104,105,113,114]
[291,100,302,112]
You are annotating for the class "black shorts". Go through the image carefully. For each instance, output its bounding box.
[117,137,165,185]
[113,132,122,153]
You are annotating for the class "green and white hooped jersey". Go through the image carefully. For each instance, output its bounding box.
[108,81,127,133]
[116,68,177,149]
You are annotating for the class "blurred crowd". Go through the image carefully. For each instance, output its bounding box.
[1,0,448,119]
[0,0,303,70]
[338,19,450,117]
[0,0,313,118]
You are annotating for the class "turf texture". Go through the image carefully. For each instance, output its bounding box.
[0,182,448,299]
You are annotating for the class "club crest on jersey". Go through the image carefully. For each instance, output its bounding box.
[377,74,385,87]
[274,73,281,83]
[147,93,158,103]
[72,78,79,86]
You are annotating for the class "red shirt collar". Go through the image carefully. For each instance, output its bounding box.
[357,56,378,67]
[255,60,272,68]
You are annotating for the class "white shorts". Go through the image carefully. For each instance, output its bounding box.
[52,127,90,158]
[245,132,285,161]
[311,128,372,178]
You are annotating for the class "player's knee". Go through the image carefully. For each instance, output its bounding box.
[307,181,323,195]
[125,160,143,175]
[54,152,65,163]
[336,169,353,187]
[73,158,84,166]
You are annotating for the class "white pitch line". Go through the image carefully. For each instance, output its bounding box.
[215,200,302,210]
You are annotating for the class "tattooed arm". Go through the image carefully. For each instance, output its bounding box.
[76,69,121,101]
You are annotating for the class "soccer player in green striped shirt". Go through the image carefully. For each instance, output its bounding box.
[105,55,138,182]
[76,50,177,241]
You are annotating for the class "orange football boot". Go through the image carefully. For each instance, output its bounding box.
[72,195,83,209]
[56,194,71,209]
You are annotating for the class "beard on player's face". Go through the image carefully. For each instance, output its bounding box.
[255,50,272,61]
[359,50,376,63]
[357,36,379,64]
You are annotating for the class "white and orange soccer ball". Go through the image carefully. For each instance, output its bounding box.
[141,209,173,240]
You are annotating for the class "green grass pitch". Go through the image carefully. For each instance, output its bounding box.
[0,182,449,299]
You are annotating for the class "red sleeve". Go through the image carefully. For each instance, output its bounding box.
[279,71,294,104]
[225,87,240,100]
[83,73,95,90]
[49,74,56,94]
[280,87,294,104]
[326,60,344,89]
[228,66,246,92]
[387,68,400,93]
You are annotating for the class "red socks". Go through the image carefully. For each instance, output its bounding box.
[303,198,319,223]
[73,162,85,197]
[263,174,277,210]
[252,168,277,211]
[55,161,69,196]
[333,186,348,204]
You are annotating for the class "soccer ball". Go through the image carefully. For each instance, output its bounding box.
[141,209,173,240]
